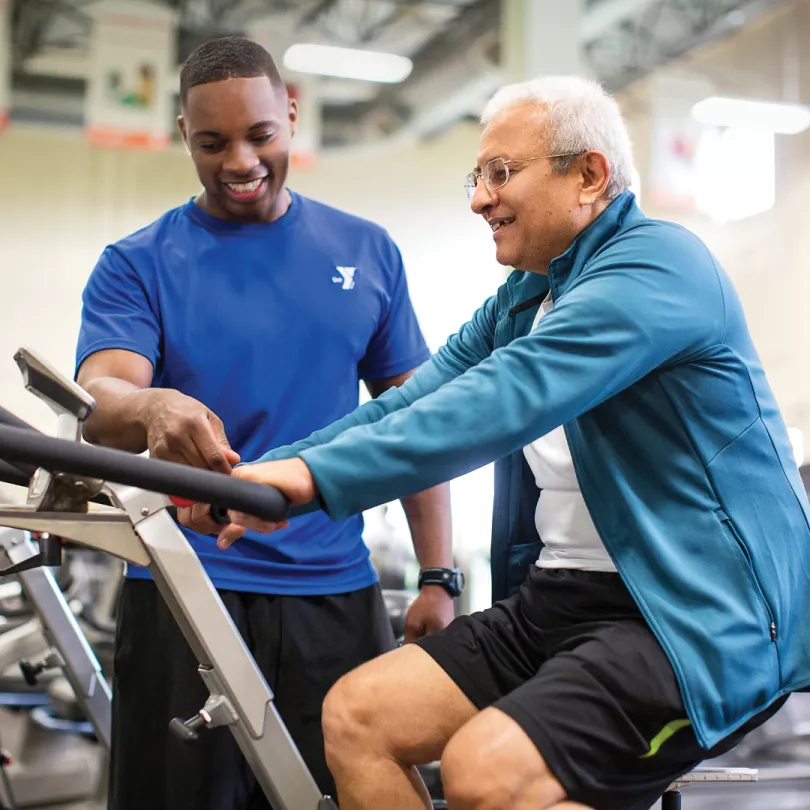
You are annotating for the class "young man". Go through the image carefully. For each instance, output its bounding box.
[220,76,810,810]
[75,36,455,810]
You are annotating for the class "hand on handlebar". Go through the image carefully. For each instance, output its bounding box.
[216,458,316,550]
[177,502,222,536]
[141,390,240,474]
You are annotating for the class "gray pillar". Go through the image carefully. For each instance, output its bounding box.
[501,0,584,82]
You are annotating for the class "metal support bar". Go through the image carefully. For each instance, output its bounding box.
[0,345,335,808]
[0,494,336,809]
[0,528,111,748]
[110,487,333,809]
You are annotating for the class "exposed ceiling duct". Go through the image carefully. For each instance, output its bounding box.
[7,0,796,148]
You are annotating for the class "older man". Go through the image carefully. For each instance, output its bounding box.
[220,76,810,810]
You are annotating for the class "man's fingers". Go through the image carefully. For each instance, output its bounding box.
[156,432,213,471]
[175,503,220,535]
[403,607,426,644]
[216,515,289,550]
[217,522,246,550]
[188,421,234,473]
[208,413,241,468]
[191,502,221,535]
[177,505,193,527]
[228,511,289,534]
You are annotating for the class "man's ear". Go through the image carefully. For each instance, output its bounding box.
[579,151,611,204]
[177,115,191,156]
[288,96,299,139]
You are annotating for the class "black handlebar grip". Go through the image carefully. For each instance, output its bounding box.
[209,504,230,525]
[0,406,38,481]
[0,459,34,489]
[0,425,290,523]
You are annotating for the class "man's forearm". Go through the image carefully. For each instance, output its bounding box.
[81,378,152,452]
[400,482,453,569]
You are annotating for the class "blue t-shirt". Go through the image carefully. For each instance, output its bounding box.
[75,191,430,595]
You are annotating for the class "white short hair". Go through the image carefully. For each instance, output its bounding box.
[480,76,635,201]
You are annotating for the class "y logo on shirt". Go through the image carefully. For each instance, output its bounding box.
[332,266,357,290]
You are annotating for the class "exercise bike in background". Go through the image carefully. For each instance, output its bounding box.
[0,528,116,809]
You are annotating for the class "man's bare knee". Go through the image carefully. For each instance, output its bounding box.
[322,665,382,765]
[441,709,566,810]
[324,643,479,785]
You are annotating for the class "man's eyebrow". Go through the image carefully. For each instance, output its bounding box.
[247,120,277,131]
[192,120,278,139]
[474,152,504,170]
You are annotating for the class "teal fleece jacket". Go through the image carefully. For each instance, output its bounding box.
[256,192,810,749]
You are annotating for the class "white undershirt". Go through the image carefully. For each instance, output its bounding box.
[522,294,617,572]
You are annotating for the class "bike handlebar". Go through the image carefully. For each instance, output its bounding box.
[0,406,38,480]
[0,424,290,523]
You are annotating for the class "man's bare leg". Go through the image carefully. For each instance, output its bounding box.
[441,707,586,810]
[322,644,478,810]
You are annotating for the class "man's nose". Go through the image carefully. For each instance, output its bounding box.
[470,179,495,214]
[223,142,260,175]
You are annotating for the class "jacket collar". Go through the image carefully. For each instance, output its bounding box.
[507,190,642,314]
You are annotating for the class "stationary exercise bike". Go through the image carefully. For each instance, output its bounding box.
[0,347,337,809]
[0,347,758,810]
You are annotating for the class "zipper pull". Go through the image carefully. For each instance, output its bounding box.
[770,623,777,641]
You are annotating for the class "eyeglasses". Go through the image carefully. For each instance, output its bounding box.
[465,153,583,201]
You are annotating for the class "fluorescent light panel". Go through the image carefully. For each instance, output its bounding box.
[691,96,810,134]
[283,44,413,84]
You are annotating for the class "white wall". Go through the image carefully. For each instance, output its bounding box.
[0,124,201,429]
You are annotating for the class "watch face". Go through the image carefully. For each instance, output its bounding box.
[419,568,464,596]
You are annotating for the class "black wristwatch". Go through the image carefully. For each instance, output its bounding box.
[418,567,465,598]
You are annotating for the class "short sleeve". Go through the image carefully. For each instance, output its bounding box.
[357,235,430,381]
[75,245,162,376]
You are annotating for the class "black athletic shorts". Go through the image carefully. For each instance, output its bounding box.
[415,566,787,810]
[109,578,395,810]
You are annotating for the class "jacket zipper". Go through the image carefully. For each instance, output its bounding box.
[717,511,778,643]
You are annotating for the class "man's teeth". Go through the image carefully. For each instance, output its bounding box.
[227,178,264,193]
[492,219,514,232]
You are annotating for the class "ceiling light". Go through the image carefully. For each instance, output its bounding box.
[693,127,775,224]
[283,44,413,84]
[691,96,810,134]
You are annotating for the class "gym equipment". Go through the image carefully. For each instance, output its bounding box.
[0,528,111,747]
[381,588,415,643]
[0,347,336,810]
[0,538,110,807]
[661,766,758,808]
[0,524,112,807]
[0,353,116,807]
[0,347,761,810]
